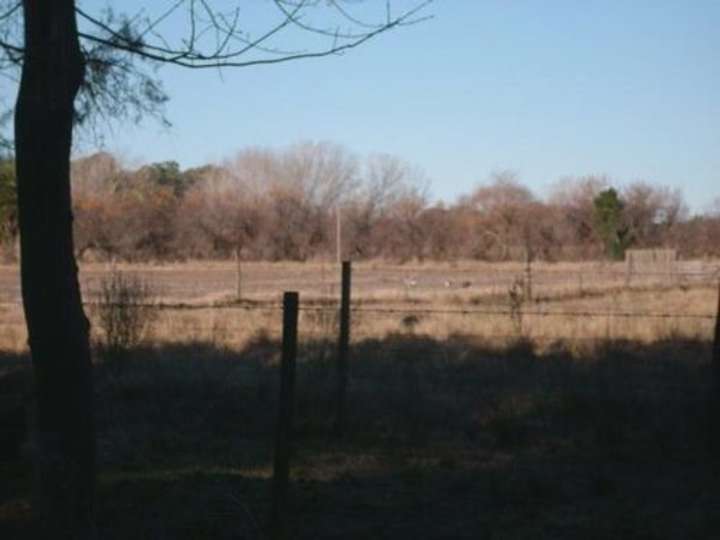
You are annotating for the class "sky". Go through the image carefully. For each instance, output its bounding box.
[9,1,720,211]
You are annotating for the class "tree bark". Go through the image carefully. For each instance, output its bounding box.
[14,2,95,538]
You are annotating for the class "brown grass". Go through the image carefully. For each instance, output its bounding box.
[0,260,717,353]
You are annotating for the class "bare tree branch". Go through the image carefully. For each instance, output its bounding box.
[70,1,433,68]
[0,1,433,146]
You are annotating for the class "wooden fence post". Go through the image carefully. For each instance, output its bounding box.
[234,248,242,300]
[336,206,342,265]
[334,261,351,436]
[524,254,533,302]
[268,291,299,540]
[625,250,634,288]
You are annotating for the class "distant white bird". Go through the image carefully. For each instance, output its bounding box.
[404,277,418,288]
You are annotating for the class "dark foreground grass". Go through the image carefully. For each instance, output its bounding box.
[2,335,720,539]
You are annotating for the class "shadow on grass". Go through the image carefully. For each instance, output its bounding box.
[2,335,720,539]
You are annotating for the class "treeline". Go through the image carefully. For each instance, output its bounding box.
[1,142,719,262]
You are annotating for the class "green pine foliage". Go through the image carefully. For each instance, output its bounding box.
[593,188,632,260]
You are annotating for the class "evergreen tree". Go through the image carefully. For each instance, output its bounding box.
[593,188,632,259]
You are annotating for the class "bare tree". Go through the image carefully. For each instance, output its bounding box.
[345,153,425,258]
[179,163,262,257]
[71,152,123,259]
[549,175,609,259]
[218,143,360,260]
[385,186,429,261]
[280,141,360,209]
[463,170,536,260]
[0,1,433,536]
[622,181,686,247]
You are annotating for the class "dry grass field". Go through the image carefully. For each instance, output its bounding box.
[2,260,720,539]
[0,259,718,352]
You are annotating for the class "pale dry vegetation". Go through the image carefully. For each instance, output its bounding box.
[0,259,717,353]
[7,148,720,265]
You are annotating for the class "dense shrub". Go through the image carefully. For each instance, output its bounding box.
[94,270,157,352]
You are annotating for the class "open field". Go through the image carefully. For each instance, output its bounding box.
[2,260,720,538]
[0,260,718,352]
[1,259,718,304]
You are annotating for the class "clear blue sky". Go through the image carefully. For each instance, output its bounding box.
[74,1,720,211]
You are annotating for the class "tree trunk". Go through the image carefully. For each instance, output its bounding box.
[14,2,95,538]
[713,279,720,402]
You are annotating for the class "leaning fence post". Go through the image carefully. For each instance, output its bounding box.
[268,291,299,540]
[334,260,352,437]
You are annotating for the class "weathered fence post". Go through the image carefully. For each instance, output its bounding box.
[334,261,352,436]
[625,250,634,288]
[336,206,343,265]
[268,291,299,540]
[234,248,242,300]
[524,253,533,302]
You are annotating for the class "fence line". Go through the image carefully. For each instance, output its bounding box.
[344,267,719,277]
[2,262,719,351]
[345,334,709,344]
[2,300,716,321]
[347,307,716,320]
[104,302,720,321]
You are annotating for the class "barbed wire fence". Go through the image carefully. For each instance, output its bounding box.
[37,261,713,368]
[1,262,720,350]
